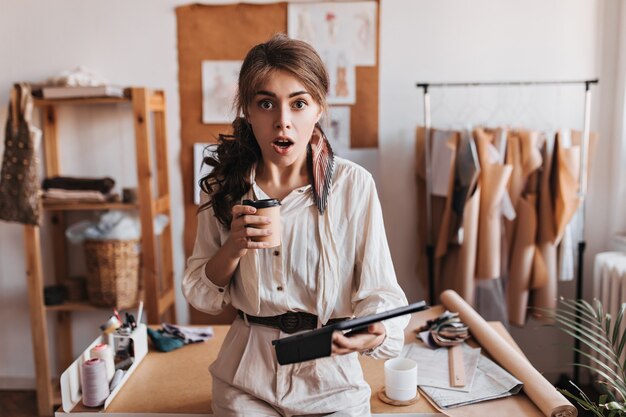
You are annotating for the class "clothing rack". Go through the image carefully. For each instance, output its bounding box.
[416,78,599,384]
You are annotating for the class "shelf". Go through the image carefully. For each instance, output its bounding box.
[24,87,176,416]
[45,300,139,312]
[43,201,139,211]
[34,96,130,106]
[45,301,105,312]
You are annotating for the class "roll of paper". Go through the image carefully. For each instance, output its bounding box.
[440,290,576,417]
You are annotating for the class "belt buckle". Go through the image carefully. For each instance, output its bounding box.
[278,312,302,334]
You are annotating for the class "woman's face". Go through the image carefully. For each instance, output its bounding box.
[246,69,322,170]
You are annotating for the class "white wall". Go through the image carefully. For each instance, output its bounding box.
[0,0,622,387]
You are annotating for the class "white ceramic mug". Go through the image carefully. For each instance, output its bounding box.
[384,357,418,402]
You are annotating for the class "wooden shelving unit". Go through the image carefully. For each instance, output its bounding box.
[24,88,176,416]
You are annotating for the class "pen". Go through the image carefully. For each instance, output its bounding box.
[113,308,122,323]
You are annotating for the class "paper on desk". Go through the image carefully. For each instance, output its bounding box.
[420,354,523,409]
[441,289,577,417]
[401,342,480,393]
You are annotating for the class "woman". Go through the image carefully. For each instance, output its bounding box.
[183,34,408,416]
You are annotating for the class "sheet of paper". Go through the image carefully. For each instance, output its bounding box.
[322,106,351,152]
[401,342,480,393]
[201,60,240,124]
[320,48,356,105]
[419,354,523,409]
[288,1,378,66]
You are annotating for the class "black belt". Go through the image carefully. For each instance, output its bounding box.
[237,310,347,334]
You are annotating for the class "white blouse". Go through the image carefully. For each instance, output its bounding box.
[182,157,409,359]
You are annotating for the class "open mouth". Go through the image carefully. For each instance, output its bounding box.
[272,137,294,154]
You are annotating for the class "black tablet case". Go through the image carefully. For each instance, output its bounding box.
[272,301,429,365]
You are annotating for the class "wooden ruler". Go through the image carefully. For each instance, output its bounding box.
[448,344,466,387]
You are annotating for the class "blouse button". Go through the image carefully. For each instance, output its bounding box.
[218,288,224,293]
[273,250,280,256]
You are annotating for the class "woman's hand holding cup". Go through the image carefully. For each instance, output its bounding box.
[226,204,273,258]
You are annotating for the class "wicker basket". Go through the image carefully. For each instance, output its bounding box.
[84,239,140,309]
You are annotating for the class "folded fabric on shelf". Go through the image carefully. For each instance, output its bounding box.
[42,176,115,194]
[43,188,111,202]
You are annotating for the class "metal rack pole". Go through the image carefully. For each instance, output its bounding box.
[422,85,435,305]
[573,81,593,384]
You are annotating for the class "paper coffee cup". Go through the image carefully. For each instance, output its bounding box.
[384,357,418,401]
[242,199,281,248]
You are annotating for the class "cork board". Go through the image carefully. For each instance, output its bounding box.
[176,2,380,324]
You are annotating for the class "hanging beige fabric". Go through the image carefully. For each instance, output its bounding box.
[504,130,544,326]
[507,194,538,326]
[439,184,481,304]
[416,127,464,299]
[433,130,460,258]
[532,135,559,316]
[473,128,513,280]
[416,127,445,295]
[552,130,581,244]
[504,130,543,252]
[0,83,41,225]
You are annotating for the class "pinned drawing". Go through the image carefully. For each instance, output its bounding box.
[321,49,356,105]
[288,2,377,67]
[325,11,338,42]
[322,106,351,153]
[202,61,241,124]
[296,9,316,45]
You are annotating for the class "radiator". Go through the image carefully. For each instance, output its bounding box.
[591,251,626,383]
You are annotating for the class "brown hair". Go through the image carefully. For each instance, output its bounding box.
[199,33,330,228]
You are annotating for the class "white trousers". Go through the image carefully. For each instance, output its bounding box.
[210,317,372,417]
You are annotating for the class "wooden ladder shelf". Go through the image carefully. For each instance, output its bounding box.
[23,87,176,416]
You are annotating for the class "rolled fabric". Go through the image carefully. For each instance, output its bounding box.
[440,289,577,417]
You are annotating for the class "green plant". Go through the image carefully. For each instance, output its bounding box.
[546,298,626,416]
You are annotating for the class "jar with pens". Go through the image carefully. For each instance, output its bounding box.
[99,301,144,371]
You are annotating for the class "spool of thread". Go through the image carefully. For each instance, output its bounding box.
[81,358,110,407]
[109,369,125,391]
[90,343,115,382]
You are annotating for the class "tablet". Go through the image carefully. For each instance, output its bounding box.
[271,301,429,365]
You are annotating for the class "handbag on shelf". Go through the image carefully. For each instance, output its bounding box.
[0,83,42,225]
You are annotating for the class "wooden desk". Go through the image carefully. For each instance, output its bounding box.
[64,307,544,416]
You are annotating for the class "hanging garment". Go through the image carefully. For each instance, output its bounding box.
[552,129,580,245]
[416,124,598,327]
[416,127,460,297]
[439,130,481,304]
[439,183,481,305]
[531,134,559,317]
[473,127,513,280]
[552,129,598,282]
[504,130,544,326]
[433,130,460,259]
[0,83,41,225]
